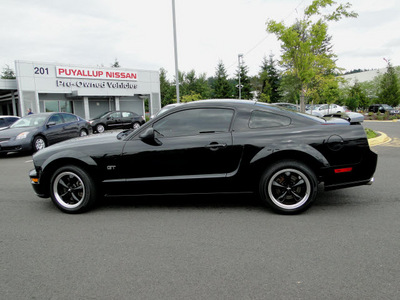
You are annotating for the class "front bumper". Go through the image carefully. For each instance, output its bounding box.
[29,168,49,198]
[0,139,32,154]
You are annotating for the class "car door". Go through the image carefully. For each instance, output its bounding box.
[120,111,134,128]
[106,112,122,129]
[44,114,65,145]
[118,107,242,195]
[60,113,79,139]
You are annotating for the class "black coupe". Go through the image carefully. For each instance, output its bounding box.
[89,111,145,133]
[29,100,377,214]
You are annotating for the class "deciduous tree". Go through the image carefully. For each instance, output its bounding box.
[266,0,357,111]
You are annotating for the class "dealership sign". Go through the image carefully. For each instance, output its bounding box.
[56,66,138,81]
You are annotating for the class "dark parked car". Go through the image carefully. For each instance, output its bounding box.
[0,112,91,155]
[89,111,145,133]
[0,115,20,130]
[368,104,399,115]
[29,100,377,214]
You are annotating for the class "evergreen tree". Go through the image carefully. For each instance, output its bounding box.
[1,65,16,79]
[347,81,367,110]
[111,58,120,68]
[378,60,400,107]
[258,55,281,103]
[212,61,232,99]
[159,68,175,106]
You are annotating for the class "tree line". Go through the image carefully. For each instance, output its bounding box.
[159,56,400,110]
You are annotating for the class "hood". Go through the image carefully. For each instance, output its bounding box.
[33,131,125,165]
[0,126,37,138]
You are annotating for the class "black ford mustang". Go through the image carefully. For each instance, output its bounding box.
[29,100,377,214]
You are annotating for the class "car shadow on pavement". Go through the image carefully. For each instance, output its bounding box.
[97,193,264,212]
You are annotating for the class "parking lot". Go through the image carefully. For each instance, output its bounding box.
[1,121,399,299]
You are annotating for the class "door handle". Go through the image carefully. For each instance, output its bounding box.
[205,143,227,151]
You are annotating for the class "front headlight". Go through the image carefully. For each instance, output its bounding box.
[16,132,29,140]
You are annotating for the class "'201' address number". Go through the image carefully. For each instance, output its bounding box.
[34,67,49,75]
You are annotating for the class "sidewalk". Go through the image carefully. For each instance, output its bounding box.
[368,131,391,146]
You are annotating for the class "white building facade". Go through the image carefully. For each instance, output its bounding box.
[1,60,161,119]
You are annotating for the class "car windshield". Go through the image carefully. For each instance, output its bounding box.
[93,111,110,119]
[156,104,181,117]
[382,104,393,109]
[10,115,48,128]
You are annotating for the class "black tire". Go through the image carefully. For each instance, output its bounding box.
[33,136,46,152]
[96,124,105,133]
[259,160,318,214]
[49,165,97,214]
[132,122,141,130]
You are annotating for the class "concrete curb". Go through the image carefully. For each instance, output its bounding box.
[368,131,391,146]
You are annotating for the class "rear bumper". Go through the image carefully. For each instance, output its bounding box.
[322,149,377,191]
[324,177,374,191]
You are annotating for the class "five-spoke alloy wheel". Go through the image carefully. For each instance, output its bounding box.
[50,165,96,213]
[259,160,318,214]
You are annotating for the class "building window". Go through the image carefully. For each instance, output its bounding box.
[44,100,73,113]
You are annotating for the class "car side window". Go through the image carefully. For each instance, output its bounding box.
[249,110,291,129]
[122,112,132,118]
[48,114,64,125]
[62,113,78,123]
[153,108,234,137]
[109,112,121,118]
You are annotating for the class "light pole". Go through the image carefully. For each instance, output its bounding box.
[172,0,180,103]
[237,54,243,99]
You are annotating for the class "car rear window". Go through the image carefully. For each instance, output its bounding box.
[249,110,291,128]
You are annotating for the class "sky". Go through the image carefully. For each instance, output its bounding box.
[1,0,400,80]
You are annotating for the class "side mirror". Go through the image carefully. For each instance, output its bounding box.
[139,127,162,146]
[47,121,56,127]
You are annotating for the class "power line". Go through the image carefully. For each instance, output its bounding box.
[226,0,306,74]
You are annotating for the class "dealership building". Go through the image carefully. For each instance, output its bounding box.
[0,60,161,119]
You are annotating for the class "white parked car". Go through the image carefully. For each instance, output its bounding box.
[309,104,345,116]
[272,103,324,117]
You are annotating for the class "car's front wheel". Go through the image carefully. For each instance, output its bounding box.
[33,136,46,152]
[79,129,88,136]
[96,124,105,133]
[259,160,318,214]
[50,165,97,213]
[132,122,141,130]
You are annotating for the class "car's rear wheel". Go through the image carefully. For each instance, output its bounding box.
[50,165,97,214]
[96,124,105,133]
[33,136,46,152]
[132,122,141,130]
[259,160,318,214]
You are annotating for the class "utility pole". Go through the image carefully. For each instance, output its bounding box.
[172,0,180,103]
[237,54,243,99]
